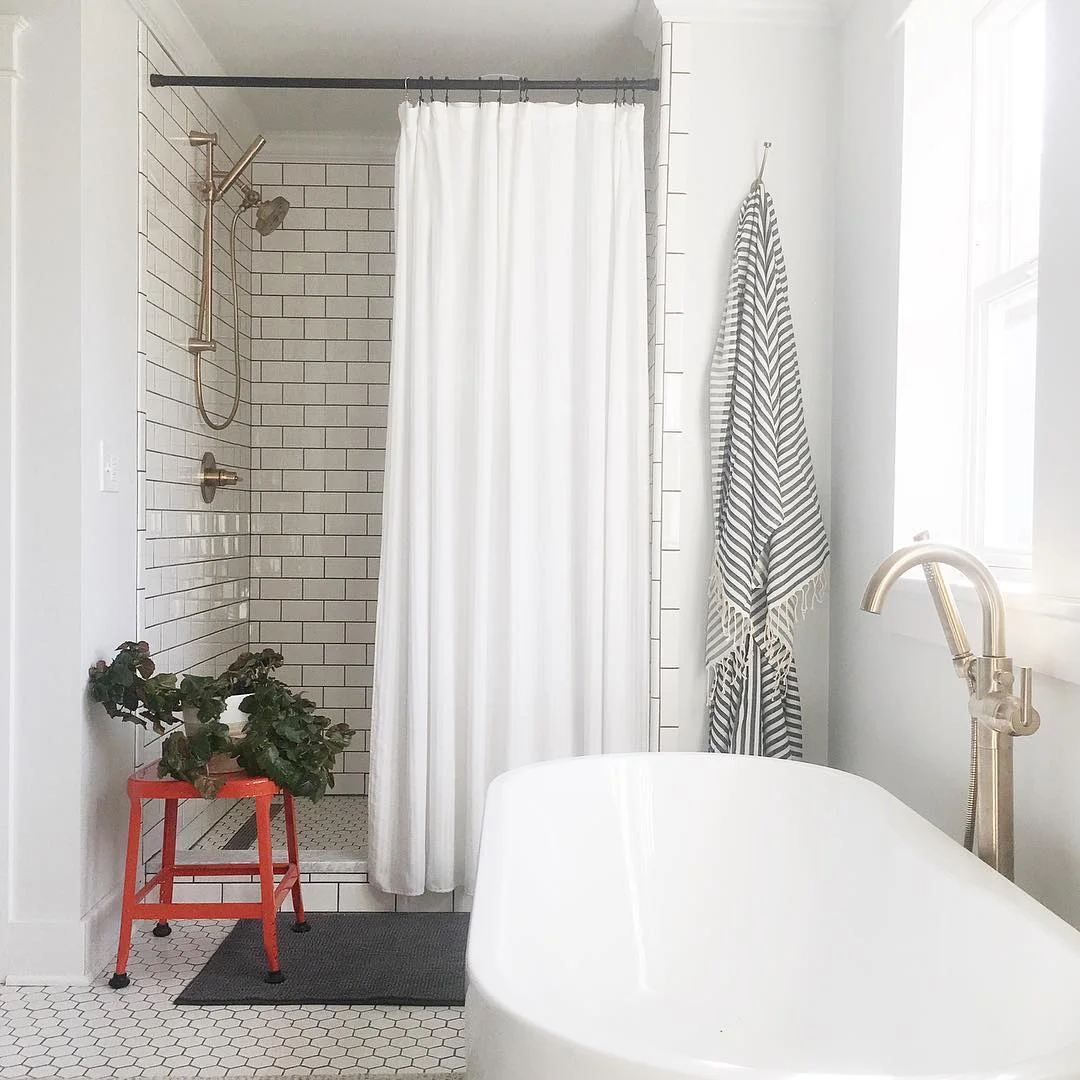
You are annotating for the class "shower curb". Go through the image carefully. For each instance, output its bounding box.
[121,1074,461,1079]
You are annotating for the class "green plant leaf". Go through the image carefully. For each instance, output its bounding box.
[90,642,353,802]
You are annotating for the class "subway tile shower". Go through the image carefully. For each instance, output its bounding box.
[137,31,254,862]
[135,36,392,879]
[247,159,395,801]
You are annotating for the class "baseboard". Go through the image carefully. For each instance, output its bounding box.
[4,919,88,985]
[83,884,123,981]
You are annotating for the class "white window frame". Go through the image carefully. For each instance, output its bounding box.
[962,266,1039,571]
[895,0,1044,571]
[960,0,1044,572]
[888,0,1080,686]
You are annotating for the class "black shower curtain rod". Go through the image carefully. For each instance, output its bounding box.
[148,74,659,92]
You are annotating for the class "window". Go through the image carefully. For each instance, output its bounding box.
[895,0,1045,573]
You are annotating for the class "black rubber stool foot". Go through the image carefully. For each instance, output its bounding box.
[264,969,286,984]
[108,973,130,989]
[291,920,311,933]
[152,922,172,937]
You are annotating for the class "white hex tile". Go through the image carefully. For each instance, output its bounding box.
[0,916,463,1076]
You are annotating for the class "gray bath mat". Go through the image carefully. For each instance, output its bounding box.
[175,912,469,1006]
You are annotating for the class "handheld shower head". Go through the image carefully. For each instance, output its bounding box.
[216,134,267,200]
[255,196,290,236]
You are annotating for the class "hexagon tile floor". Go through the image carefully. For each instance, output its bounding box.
[195,797,369,855]
[0,921,465,1078]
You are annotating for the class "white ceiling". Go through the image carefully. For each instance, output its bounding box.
[171,0,654,142]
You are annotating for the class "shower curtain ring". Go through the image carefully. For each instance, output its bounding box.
[575,77,583,105]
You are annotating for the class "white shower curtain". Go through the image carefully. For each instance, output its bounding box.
[371,100,649,896]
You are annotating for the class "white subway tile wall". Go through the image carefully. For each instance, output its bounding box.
[647,67,660,751]
[651,23,690,751]
[137,29,256,858]
[247,160,395,797]
[166,868,472,915]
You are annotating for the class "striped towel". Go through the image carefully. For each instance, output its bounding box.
[706,185,829,758]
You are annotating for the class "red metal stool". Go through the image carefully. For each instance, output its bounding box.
[109,761,308,988]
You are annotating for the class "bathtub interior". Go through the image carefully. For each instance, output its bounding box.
[468,754,1080,1075]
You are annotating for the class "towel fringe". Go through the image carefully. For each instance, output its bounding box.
[706,556,829,698]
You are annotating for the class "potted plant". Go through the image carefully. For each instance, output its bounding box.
[88,643,354,799]
[176,650,287,776]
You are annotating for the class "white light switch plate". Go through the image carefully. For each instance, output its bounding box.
[99,441,120,493]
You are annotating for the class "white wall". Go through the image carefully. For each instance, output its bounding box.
[657,15,835,760]
[829,0,1080,929]
[4,0,93,982]
[2,0,152,982]
[0,10,24,987]
[78,0,140,979]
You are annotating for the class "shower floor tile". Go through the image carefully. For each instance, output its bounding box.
[0,920,465,1078]
[194,795,368,856]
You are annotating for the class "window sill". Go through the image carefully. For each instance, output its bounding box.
[878,575,1080,687]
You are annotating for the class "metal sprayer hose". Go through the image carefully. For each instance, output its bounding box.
[194,203,244,431]
[964,716,978,852]
[963,659,979,853]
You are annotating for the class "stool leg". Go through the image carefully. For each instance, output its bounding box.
[109,794,142,989]
[255,792,284,983]
[153,798,177,937]
[282,793,309,932]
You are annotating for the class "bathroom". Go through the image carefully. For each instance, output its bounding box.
[3,0,1080,1076]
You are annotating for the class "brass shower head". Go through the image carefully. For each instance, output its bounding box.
[255,196,290,236]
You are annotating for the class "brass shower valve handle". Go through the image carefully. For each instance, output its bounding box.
[205,466,240,487]
[199,452,240,504]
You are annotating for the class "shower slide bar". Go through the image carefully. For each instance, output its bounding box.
[149,75,660,93]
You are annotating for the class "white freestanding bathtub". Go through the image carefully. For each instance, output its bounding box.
[466,753,1080,1080]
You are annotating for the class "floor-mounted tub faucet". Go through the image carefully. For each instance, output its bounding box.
[860,540,1040,880]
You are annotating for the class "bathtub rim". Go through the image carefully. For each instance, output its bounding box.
[466,752,1080,1080]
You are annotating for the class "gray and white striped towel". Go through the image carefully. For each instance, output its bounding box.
[706,185,829,758]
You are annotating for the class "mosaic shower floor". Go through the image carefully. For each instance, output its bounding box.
[194,796,369,857]
[0,921,465,1078]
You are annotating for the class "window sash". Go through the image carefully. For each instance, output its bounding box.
[963,263,1039,569]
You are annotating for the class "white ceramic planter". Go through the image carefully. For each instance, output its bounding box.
[181,693,248,774]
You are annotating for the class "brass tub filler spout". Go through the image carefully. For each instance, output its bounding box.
[861,540,1040,880]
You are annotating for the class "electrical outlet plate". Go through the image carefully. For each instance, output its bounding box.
[99,441,120,493]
